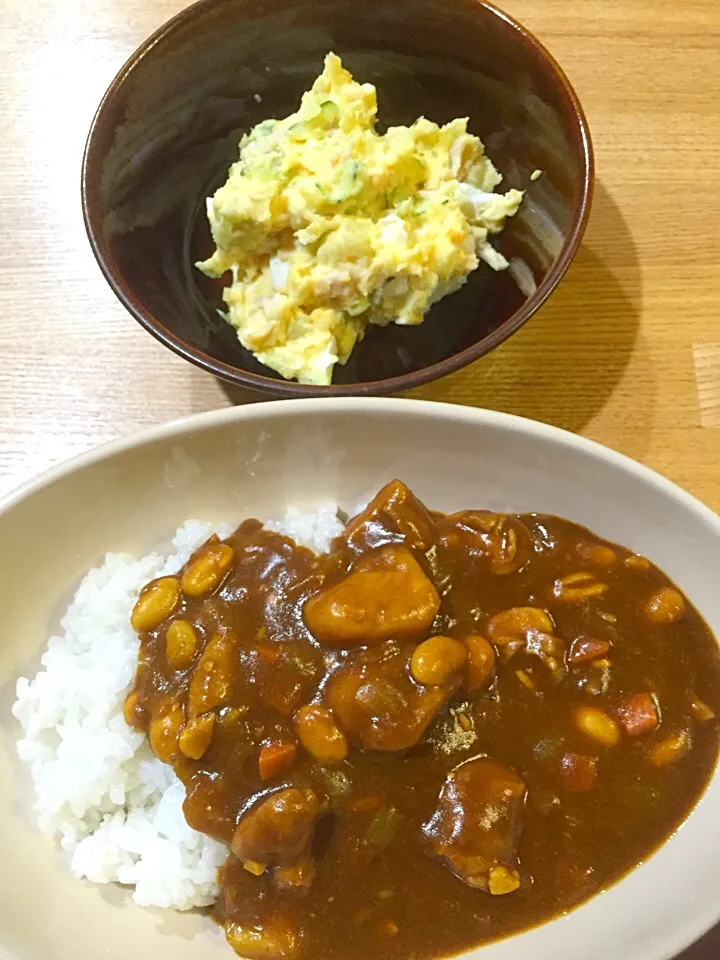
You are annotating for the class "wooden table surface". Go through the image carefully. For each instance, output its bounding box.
[0,0,719,954]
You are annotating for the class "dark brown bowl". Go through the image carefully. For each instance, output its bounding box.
[82,0,593,398]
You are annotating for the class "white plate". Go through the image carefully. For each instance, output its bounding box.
[1,398,719,960]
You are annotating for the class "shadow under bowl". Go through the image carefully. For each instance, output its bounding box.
[82,0,593,397]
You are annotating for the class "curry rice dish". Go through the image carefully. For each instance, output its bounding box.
[15,481,720,960]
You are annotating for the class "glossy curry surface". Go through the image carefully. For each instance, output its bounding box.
[125,482,720,960]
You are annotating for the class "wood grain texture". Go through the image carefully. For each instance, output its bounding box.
[0,2,719,953]
[1,0,719,509]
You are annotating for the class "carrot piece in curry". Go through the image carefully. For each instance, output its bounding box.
[259,741,298,781]
[616,694,659,736]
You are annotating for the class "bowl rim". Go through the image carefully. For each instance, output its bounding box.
[2,398,717,537]
[81,0,594,398]
[3,397,720,960]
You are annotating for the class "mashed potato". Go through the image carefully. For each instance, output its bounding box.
[197,53,523,385]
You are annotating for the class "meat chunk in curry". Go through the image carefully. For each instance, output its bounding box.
[231,786,323,866]
[124,480,720,960]
[342,479,436,554]
[423,758,527,893]
[327,646,455,751]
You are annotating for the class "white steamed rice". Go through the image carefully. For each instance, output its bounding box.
[12,504,344,911]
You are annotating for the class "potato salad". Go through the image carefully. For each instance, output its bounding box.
[197,54,523,385]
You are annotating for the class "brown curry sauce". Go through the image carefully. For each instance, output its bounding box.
[124,480,720,960]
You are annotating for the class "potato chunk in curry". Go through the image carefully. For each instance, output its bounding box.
[304,544,440,646]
